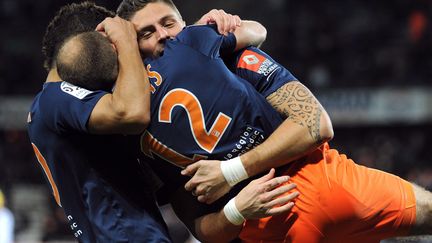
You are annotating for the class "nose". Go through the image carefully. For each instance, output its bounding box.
[156,25,169,41]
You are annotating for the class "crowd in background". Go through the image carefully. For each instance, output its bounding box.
[0,0,431,241]
[0,0,431,94]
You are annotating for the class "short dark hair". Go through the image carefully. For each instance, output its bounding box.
[117,0,181,20]
[42,1,115,71]
[57,31,118,92]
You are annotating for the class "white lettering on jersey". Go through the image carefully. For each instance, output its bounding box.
[257,59,279,77]
[67,215,84,238]
[61,82,93,99]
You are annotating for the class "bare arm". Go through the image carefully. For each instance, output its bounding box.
[194,211,241,243]
[183,82,332,204]
[173,169,298,242]
[196,9,267,50]
[233,20,267,51]
[88,17,150,134]
[241,81,333,177]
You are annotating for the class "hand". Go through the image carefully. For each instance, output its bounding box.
[182,160,230,204]
[95,16,138,51]
[235,168,299,219]
[196,9,241,36]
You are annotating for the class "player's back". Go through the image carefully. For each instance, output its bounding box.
[141,25,284,190]
[28,82,170,242]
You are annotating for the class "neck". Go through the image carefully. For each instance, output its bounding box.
[46,68,62,82]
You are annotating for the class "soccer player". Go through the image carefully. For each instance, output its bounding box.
[27,3,171,242]
[113,1,432,242]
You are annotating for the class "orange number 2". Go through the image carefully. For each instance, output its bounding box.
[158,89,231,153]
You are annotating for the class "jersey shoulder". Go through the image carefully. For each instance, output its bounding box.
[174,25,224,58]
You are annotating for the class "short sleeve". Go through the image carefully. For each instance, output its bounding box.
[40,82,107,134]
[225,47,298,97]
[175,25,236,59]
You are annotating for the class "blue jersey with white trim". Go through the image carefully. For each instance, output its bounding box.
[27,82,170,242]
[140,25,292,195]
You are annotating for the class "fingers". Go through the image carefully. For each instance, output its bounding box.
[263,175,291,193]
[253,168,276,184]
[233,15,241,27]
[266,190,299,208]
[261,184,299,216]
[95,22,105,32]
[184,177,198,192]
[267,201,295,216]
[181,162,199,176]
[182,164,199,191]
[200,9,241,35]
[264,182,296,200]
[96,16,122,32]
[95,16,136,45]
[197,194,205,202]
[220,10,231,35]
[218,10,236,36]
[194,183,209,196]
[198,186,227,204]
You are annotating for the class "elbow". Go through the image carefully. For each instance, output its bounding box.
[114,107,150,134]
[235,21,267,49]
[255,23,267,47]
[319,110,334,143]
[321,124,334,143]
[127,112,150,134]
[249,21,267,47]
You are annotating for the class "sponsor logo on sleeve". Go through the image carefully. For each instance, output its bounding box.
[61,82,94,99]
[237,50,280,77]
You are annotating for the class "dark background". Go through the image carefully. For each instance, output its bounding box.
[0,0,431,242]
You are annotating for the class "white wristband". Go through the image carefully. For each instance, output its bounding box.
[220,157,248,187]
[223,197,245,225]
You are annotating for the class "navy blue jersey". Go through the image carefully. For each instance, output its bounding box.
[225,46,297,97]
[27,81,171,242]
[139,25,292,201]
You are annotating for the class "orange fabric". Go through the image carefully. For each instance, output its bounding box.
[240,143,416,243]
[237,49,267,72]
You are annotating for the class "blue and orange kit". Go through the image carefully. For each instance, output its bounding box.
[27,82,170,242]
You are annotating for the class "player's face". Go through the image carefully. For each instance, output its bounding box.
[131,2,185,58]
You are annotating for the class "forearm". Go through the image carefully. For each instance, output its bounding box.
[241,116,326,176]
[234,20,267,50]
[113,43,150,115]
[193,170,297,241]
[170,186,242,242]
[112,42,150,127]
[195,211,241,243]
[195,9,266,49]
[241,81,333,177]
[88,17,150,134]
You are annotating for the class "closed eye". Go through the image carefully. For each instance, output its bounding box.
[139,31,153,40]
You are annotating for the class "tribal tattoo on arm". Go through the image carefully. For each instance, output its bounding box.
[266,81,323,143]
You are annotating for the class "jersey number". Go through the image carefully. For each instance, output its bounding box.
[159,89,231,153]
[141,89,231,167]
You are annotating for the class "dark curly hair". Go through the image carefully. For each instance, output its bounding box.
[42,1,115,71]
[117,0,181,21]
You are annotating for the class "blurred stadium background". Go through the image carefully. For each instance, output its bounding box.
[0,0,431,242]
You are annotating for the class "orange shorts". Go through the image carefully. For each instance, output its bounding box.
[240,143,416,243]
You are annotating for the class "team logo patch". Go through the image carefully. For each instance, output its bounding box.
[237,50,280,77]
[61,82,93,99]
